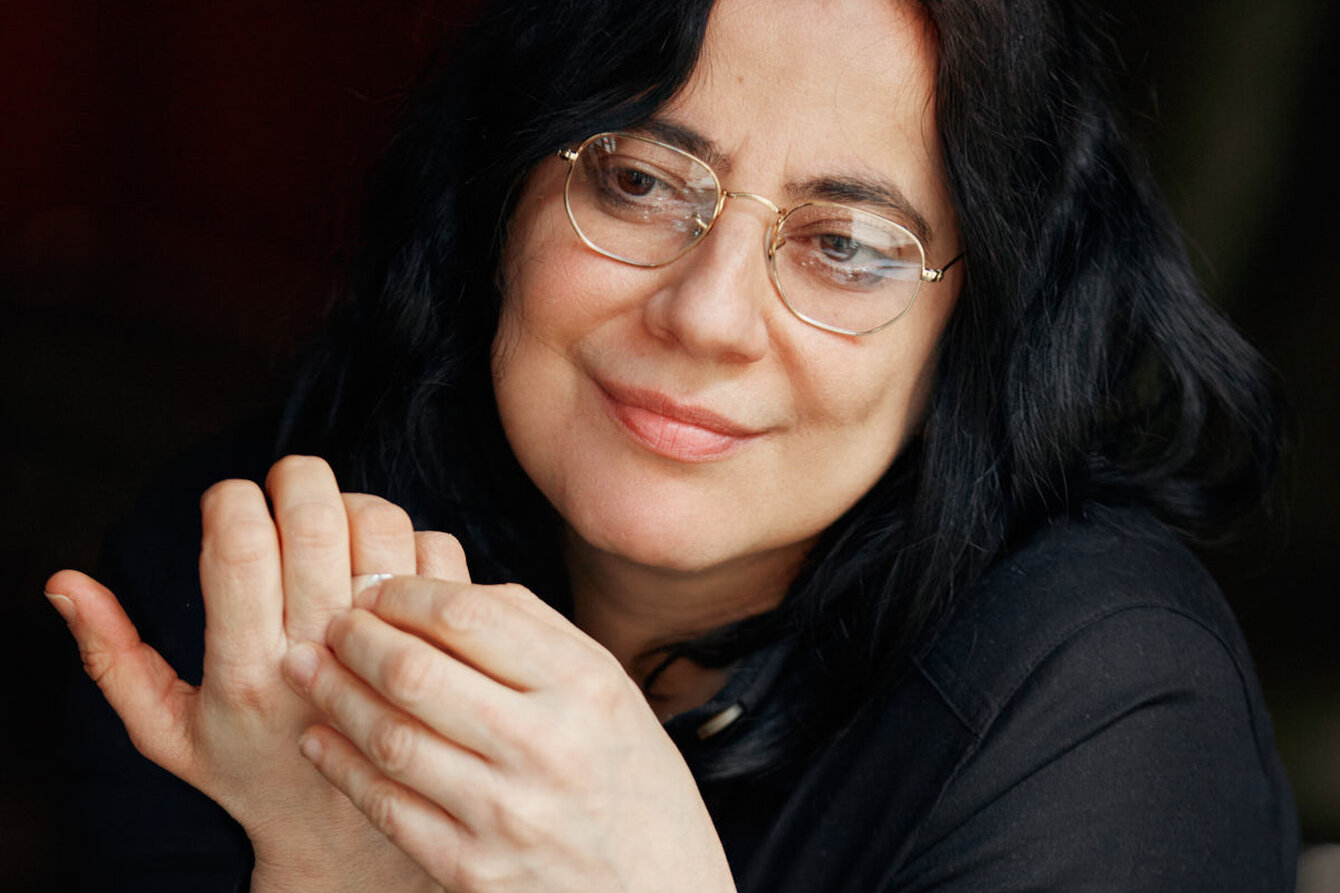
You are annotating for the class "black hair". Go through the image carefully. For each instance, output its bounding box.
[281,0,1282,780]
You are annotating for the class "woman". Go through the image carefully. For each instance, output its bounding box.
[47,0,1297,889]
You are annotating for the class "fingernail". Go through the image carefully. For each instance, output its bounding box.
[299,731,324,763]
[282,642,320,691]
[352,573,393,608]
[45,592,76,624]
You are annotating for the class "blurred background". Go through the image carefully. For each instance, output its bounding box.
[1,0,1336,888]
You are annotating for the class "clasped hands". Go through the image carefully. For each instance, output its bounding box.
[47,456,734,892]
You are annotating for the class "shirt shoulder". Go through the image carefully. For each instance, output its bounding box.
[917,504,1250,737]
[728,507,1298,893]
[900,506,1299,891]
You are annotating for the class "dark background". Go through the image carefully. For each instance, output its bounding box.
[2,0,1336,887]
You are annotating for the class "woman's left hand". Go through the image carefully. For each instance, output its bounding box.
[280,570,737,893]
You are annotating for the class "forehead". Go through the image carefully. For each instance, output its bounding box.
[660,0,942,189]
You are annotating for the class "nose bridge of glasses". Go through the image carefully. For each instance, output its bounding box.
[706,191,785,256]
[723,191,782,216]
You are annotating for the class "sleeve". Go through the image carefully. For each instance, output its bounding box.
[893,606,1298,893]
[54,432,272,892]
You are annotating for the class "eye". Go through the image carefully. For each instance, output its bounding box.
[817,234,863,263]
[615,167,661,198]
[592,153,676,196]
[588,154,682,210]
[804,237,896,289]
[781,231,921,294]
[794,230,902,287]
[777,206,923,293]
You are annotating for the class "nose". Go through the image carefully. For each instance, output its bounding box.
[641,195,776,363]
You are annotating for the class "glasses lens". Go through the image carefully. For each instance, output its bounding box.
[772,204,926,334]
[565,133,719,266]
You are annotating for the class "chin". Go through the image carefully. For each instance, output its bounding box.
[559,473,825,580]
[566,498,740,574]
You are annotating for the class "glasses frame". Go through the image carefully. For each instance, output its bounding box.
[557,131,962,336]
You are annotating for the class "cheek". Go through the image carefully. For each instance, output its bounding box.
[793,328,944,464]
[496,165,600,344]
[498,223,647,358]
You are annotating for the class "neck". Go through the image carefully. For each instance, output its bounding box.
[564,529,805,718]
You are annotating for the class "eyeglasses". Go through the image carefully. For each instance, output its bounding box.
[557,131,962,336]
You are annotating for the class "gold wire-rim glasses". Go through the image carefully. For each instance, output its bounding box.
[557,131,963,336]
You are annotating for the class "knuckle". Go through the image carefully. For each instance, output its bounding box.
[303,654,335,707]
[569,661,627,706]
[492,790,546,847]
[453,851,513,892]
[493,582,534,607]
[381,646,438,705]
[325,610,358,654]
[420,836,465,890]
[499,711,552,768]
[216,675,276,713]
[78,644,116,685]
[204,516,276,567]
[434,588,491,634]
[362,777,405,840]
[367,714,418,774]
[348,497,412,536]
[306,655,351,717]
[452,860,483,892]
[470,694,514,744]
[278,499,344,548]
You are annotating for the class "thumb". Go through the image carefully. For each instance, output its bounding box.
[46,569,197,778]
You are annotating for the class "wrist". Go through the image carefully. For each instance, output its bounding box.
[249,847,355,893]
[251,859,442,893]
[249,829,443,893]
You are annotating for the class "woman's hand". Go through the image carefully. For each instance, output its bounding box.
[281,573,738,893]
[46,456,442,892]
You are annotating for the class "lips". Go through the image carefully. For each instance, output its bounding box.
[595,379,765,462]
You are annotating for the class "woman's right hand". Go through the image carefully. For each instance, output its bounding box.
[45,456,445,892]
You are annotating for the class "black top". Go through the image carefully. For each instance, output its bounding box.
[58,431,1298,891]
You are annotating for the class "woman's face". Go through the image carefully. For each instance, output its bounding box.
[493,0,961,578]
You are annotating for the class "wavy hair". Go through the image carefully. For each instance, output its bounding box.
[281,0,1282,779]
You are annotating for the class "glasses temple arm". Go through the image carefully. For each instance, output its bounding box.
[921,250,965,283]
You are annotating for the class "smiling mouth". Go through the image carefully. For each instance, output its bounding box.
[595,381,764,463]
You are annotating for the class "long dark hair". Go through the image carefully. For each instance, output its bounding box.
[281,0,1282,780]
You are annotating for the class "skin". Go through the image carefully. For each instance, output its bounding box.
[45,0,960,890]
[494,0,961,700]
[46,458,442,892]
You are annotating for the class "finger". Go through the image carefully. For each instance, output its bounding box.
[44,570,197,779]
[282,642,493,827]
[199,478,284,679]
[356,577,596,691]
[321,608,528,760]
[266,455,351,643]
[357,568,573,638]
[296,724,468,886]
[414,531,471,583]
[343,493,417,577]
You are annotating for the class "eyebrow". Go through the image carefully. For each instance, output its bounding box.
[634,118,935,245]
[790,176,934,245]
[638,119,733,174]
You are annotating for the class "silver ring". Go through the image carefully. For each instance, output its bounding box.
[351,572,394,600]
